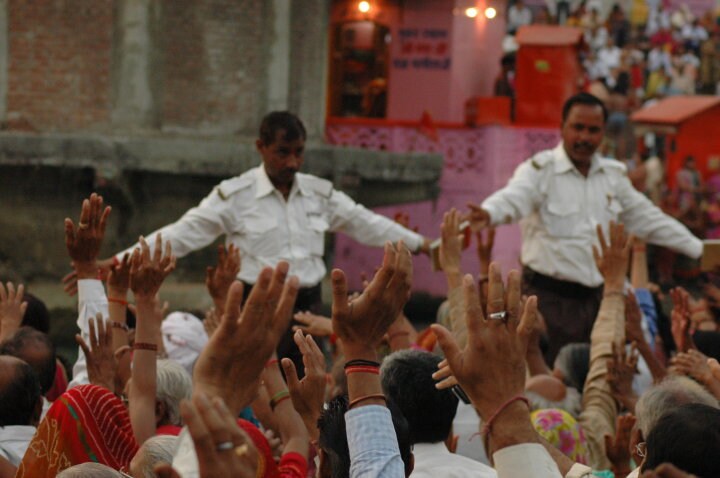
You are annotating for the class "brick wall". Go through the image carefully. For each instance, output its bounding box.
[160,0,270,135]
[7,0,114,131]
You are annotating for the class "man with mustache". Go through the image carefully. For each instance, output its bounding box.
[466,92,701,363]
[107,111,432,369]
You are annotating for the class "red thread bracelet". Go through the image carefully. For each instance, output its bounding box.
[110,322,129,332]
[265,358,279,368]
[348,393,386,409]
[108,297,128,307]
[481,395,530,437]
[345,365,380,375]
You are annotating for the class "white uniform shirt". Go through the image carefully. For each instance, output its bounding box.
[0,425,36,466]
[410,442,497,478]
[117,165,424,288]
[482,143,702,288]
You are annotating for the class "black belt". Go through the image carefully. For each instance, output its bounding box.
[523,267,602,298]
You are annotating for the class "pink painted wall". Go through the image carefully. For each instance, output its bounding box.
[327,122,560,295]
[448,1,507,121]
[387,0,455,121]
[386,0,508,122]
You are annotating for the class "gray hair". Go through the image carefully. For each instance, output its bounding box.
[56,463,123,477]
[134,435,178,478]
[157,359,192,426]
[636,375,719,436]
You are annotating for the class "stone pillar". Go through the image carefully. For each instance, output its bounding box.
[288,0,330,140]
[112,0,160,130]
[0,0,7,122]
[267,0,291,112]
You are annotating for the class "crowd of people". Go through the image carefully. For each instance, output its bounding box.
[0,101,719,478]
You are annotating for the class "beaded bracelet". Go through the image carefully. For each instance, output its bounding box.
[132,342,158,352]
[110,322,129,332]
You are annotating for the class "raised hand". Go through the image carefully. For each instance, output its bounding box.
[155,394,259,478]
[465,203,491,231]
[0,282,27,342]
[439,209,464,276]
[292,311,333,337]
[331,241,413,356]
[670,287,695,353]
[129,235,176,302]
[625,290,645,345]
[204,307,221,338]
[107,253,131,299]
[193,263,299,414]
[606,342,639,412]
[431,262,538,419]
[64,193,111,278]
[592,221,633,292]
[75,314,118,393]
[604,414,637,477]
[476,226,496,277]
[670,350,720,399]
[206,244,241,312]
[282,330,327,440]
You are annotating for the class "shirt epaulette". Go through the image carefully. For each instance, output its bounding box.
[301,175,333,198]
[216,175,253,200]
[529,151,553,170]
[600,158,628,175]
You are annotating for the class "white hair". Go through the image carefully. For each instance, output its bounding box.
[135,435,178,478]
[636,375,719,436]
[56,463,123,477]
[156,359,192,426]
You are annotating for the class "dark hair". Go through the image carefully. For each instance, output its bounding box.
[0,357,41,426]
[643,403,720,476]
[0,326,56,394]
[258,111,306,145]
[381,349,458,444]
[553,343,590,391]
[318,396,412,478]
[561,92,608,123]
[22,293,50,333]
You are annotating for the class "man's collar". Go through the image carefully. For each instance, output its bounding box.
[554,143,604,175]
[255,165,304,198]
[254,166,275,199]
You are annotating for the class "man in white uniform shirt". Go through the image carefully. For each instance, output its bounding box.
[110,111,431,369]
[467,93,701,362]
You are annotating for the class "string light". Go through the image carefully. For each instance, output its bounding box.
[358,1,370,13]
[465,7,478,18]
[485,7,497,19]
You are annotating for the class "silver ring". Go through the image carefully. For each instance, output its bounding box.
[216,441,234,452]
[488,311,507,320]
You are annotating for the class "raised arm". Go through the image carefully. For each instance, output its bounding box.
[332,241,413,478]
[578,222,632,470]
[128,234,177,445]
[328,190,429,254]
[65,193,112,388]
[617,176,702,259]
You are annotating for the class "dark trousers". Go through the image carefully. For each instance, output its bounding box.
[522,268,603,366]
[242,282,322,378]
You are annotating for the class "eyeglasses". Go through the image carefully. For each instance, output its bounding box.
[635,441,646,458]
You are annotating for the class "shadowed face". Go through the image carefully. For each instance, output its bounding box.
[256,130,305,190]
[561,104,605,167]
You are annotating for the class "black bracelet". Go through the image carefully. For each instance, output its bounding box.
[344,359,381,369]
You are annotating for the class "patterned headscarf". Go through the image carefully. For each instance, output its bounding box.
[530,408,589,465]
[16,384,138,477]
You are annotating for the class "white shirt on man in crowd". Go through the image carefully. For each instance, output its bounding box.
[116,165,424,288]
[481,143,701,288]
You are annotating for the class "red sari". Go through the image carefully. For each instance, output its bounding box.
[16,384,138,477]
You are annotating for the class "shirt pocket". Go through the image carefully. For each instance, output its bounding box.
[542,201,581,238]
[244,215,279,256]
[307,216,328,256]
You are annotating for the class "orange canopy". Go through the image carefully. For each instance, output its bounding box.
[631,96,720,126]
